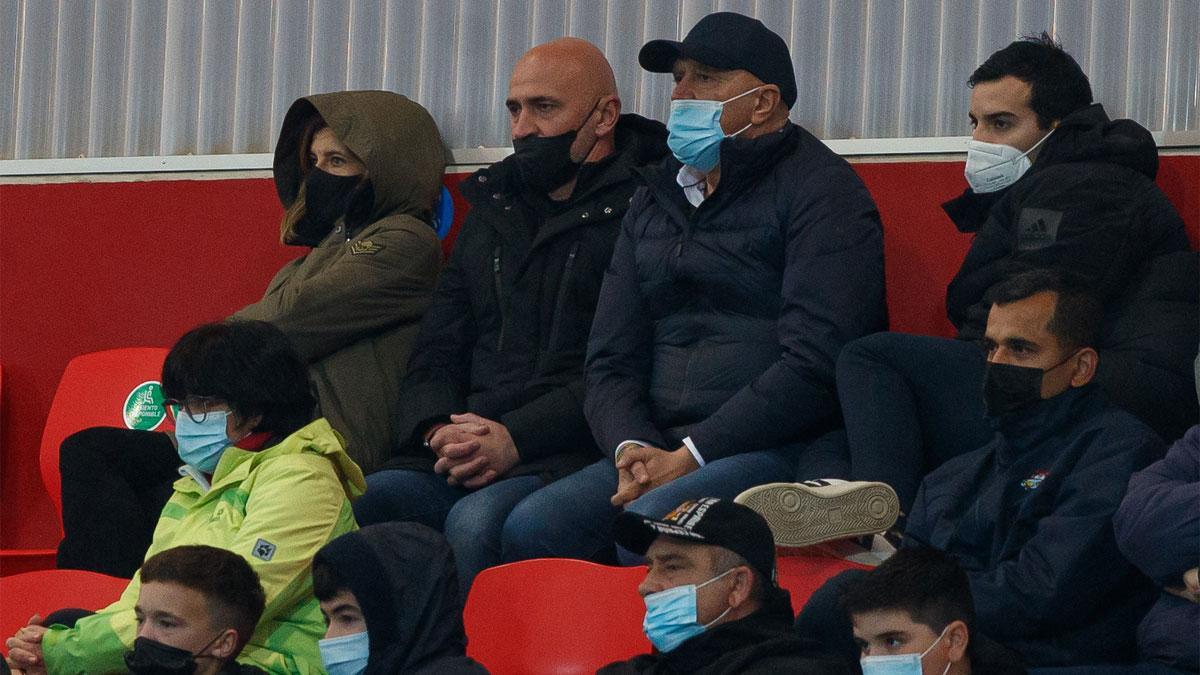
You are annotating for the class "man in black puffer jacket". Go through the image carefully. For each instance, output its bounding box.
[825,34,1194,518]
[353,38,669,591]
[501,12,886,564]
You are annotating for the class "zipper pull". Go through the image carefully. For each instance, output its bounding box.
[674,241,683,258]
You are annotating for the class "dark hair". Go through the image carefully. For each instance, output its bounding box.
[140,545,266,652]
[984,269,1103,352]
[969,32,1092,129]
[161,320,316,436]
[311,559,349,602]
[841,547,974,640]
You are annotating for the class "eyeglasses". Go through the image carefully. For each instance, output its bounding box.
[164,396,225,424]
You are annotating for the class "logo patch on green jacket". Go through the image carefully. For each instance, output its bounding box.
[350,240,383,255]
[123,381,167,431]
[252,538,277,561]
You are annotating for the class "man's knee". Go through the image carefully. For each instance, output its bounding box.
[59,427,132,475]
[499,494,561,559]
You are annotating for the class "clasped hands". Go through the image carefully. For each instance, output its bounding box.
[5,614,47,675]
[611,445,700,507]
[426,413,520,489]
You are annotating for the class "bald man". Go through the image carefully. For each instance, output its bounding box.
[354,38,668,590]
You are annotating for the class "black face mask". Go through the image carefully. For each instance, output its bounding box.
[510,101,601,195]
[982,351,1078,418]
[289,168,364,245]
[124,634,220,675]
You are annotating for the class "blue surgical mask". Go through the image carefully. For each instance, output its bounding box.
[175,410,233,474]
[666,87,762,172]
[642,568,734,653]
[319,630,370,675]
[860,626,950,675]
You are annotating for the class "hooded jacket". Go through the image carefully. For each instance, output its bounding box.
[390,114,668,481]
[586,122,886,461]
[596,588,853,674]
[1114,425,1200,672]
[905,386,1163,666]
[42,419,366,674]
[313,523,488,674]
[236,91,445,474]
[942,104,1195,439]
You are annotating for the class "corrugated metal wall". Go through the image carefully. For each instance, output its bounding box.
[2,0,1197,160]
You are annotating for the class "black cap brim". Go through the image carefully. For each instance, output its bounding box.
[638,39,743,74]
[613,510,707,556]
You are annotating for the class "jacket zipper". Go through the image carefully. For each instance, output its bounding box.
[547,242,581,350]
[493,245,507,350]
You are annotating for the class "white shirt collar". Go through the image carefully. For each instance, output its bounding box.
[675,164,707,207]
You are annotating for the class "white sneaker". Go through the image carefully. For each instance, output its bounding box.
[734,479,900,548]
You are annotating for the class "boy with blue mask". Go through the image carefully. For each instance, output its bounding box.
[597,498,853,674]
[843,548,1026,675]
[311,523,487,675]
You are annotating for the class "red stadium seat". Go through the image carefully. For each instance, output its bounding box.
[776,550,872,615]
[0,569,129,656]
[464,558,651,674]
[38,348,171,524]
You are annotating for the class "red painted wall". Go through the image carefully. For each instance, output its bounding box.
[1,156,1196,553]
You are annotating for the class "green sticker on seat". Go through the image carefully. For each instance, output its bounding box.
[124,381,166,431]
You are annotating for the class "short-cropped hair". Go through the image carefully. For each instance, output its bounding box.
[841,547,975,638]
[140,545,266,651]
[984,268,1103,352]
[161,319,316,437]
[311,559,348,602]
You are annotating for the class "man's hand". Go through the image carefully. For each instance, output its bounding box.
[432,413,520,489]
[1167,567,1200,604]
[5,615,47,675]
[611,445,700,507]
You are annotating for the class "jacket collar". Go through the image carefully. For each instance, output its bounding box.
[638,122,800,219]
[174,418,365,502]
[992,385,1104,464]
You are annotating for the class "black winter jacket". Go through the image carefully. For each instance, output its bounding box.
[596,590,853,674]
[905,385,1164,665]
[391,115,668,481]
[585,122,886,461]
[942,104,1195,440]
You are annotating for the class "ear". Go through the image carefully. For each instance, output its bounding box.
[726,566,754,608]
[1068,347,1098,387]
[750,86,782,124]
[210,628,241,660]
[945,620,969,662]
[594,95,621,138]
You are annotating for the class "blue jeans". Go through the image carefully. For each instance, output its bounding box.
[501,447,799,566]
[353,469,544,591]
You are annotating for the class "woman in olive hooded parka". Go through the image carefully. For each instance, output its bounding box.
[236,91,446,474]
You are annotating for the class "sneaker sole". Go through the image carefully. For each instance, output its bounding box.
[734,482,900,548]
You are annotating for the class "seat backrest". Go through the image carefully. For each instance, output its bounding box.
[0,569,130,656]
[464,558,651,675]
[776,552,872,615]
[39,347,171,520]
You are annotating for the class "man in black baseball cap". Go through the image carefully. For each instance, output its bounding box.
[596,498,853,674]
